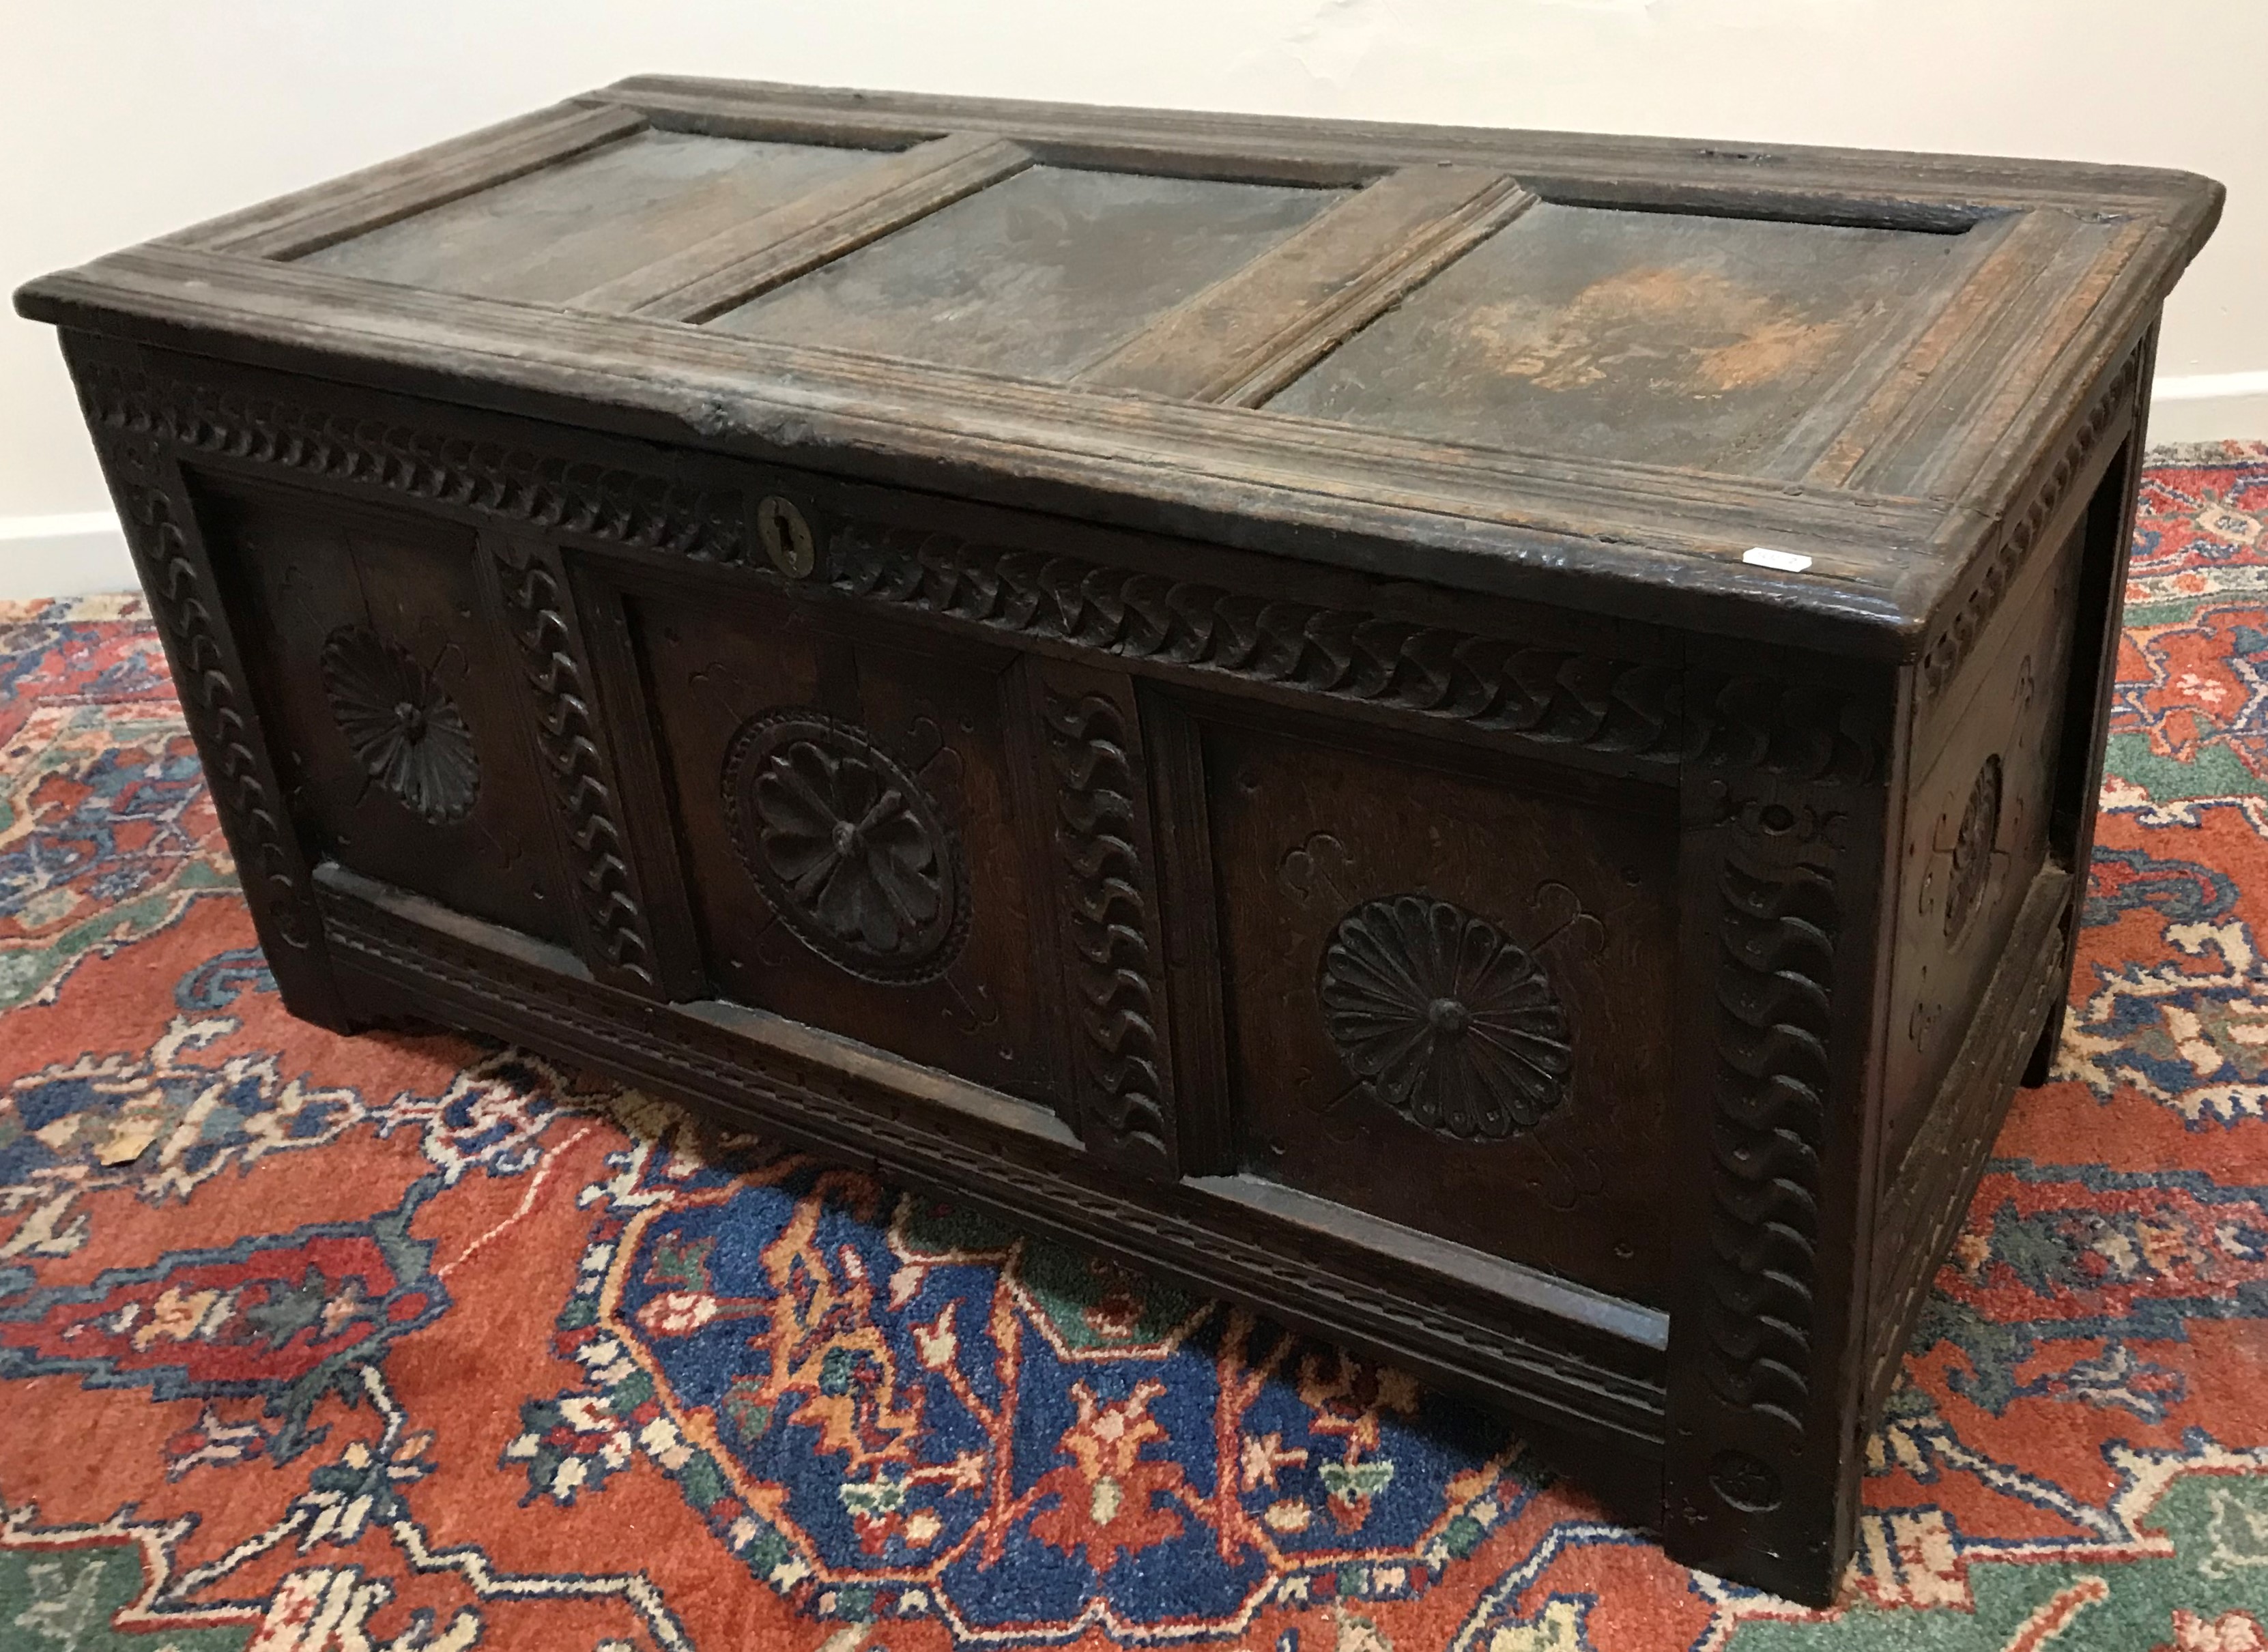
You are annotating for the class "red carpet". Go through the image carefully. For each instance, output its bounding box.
[5,443,2268,1651]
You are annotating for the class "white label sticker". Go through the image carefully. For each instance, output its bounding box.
[1742,547,1814,573]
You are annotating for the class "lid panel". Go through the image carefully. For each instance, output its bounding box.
[300,130,890,304]
[705,164,1347,383]
[1266,202,1983,472]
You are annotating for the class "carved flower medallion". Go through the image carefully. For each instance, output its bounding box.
[319,626,480,825]
[722,710,967,983]
[1318,895,1573,1141]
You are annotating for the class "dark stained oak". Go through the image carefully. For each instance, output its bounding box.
[17,77,2220,1606]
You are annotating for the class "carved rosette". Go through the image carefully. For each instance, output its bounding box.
[1944,755,2003,940]
[1319,895,1572,1141]
[319,626,480,825]
[721,710,968,983]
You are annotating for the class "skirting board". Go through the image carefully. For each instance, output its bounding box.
[0,372,2261,603]
[0,510,133,601]
[2150,371,2268,443]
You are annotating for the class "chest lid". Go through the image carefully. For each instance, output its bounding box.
[17,78,2220,657]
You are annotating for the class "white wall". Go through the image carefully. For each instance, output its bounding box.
[5,0,2263,597]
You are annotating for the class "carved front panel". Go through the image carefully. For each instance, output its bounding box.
[196,476,575,943]
[1200,712,1680,1304]
[630,582,1046,1099]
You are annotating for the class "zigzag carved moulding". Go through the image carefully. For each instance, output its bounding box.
[489,542,661,989]
[833,525,1884,785]
[74,356,750,564]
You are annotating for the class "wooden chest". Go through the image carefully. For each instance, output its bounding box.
[16,78,2220,1602]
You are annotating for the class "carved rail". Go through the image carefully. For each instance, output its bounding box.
[75,357,749,564]
[835,524,1883,784]
[71,352,1889,789]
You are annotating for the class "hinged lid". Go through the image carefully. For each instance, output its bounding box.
[16,77,2221,658]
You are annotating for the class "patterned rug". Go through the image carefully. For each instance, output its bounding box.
[5,444,2268,1652]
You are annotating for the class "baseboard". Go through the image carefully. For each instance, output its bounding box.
[0,510,133,600]
[2150,371,2268,443]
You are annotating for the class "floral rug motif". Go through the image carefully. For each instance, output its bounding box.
[5,443,2268,1651]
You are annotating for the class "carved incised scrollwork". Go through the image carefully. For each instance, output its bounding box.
[72,348,1893,794]
[1318,895,1572,1142]
[319,626,480,825]
[721,709,968,984]
[1039,678,1175,1174]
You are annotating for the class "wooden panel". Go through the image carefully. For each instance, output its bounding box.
[1201,712,1680,1305]
[600,76,2224,221]
[1882,518,2080,1168]
[577,133,1033,321]
[628,579,1052,1102]
[1077,167,1535,403]
[174,102,646,261]
[1866,866,2071,1422]
[313,863,1674,1456]
[706,164,1349,383]
[195,477,575,946]
[1269,201,1993,474]
[302,130,891,305]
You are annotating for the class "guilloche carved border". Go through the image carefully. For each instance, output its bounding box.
[487,539,664,990]
[68,347,1888,788]
[833,524,1884,784]
[74,354,751,564]
[109,464,321,954]
[1663,772,1854,1558]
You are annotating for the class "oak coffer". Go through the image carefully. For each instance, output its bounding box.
[16,78,2220,1602]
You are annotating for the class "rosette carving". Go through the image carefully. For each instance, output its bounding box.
[1319,895,1573,1140]
[721,710,967,983]
[319,626,480,825]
